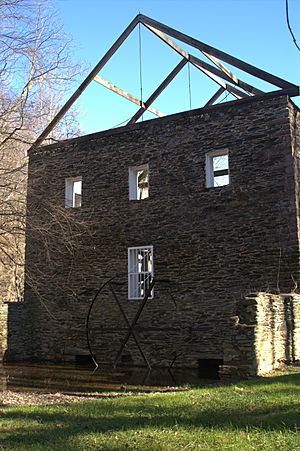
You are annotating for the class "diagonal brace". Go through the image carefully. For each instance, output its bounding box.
[204,87,226,106]
[139,14,298,91]
[128,59,187,125]
[93,75,165,117]
[143,23,260,98]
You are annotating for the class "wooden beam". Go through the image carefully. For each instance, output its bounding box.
[201,51,264,97]
[190,60,248,99]
[206,86,300,107]
[192,63,234,96]
[144,23,262,96]
[93,75,165,117]
[128,58,187,125]
[31,15,140,149]
[190,56,250,98]
[226,84,249,99]
[201,51,258,96]
[259,86,300,97]
[143,24,190,61]
[201,52,239,84]
[204,87,225,106]
[140,14,297,90]
[193,61,248,100]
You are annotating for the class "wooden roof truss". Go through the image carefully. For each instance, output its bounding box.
[34,14,299,148]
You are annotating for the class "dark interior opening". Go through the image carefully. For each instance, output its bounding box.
[119,353,134,366]
[75,354,95,367]
[198,358,223,379]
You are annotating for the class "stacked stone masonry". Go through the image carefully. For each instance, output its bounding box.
[2,93,300,378]
[221,293,300,378]
[0,302,31,362]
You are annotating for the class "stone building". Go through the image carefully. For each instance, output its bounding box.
[1,92,298,377]
[1,16,300,378]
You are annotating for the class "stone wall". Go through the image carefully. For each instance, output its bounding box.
[3,292,300,379]
[289,100,300,262]
[221,293,300,378]
[21,93,300,367]
[0,301,32,362]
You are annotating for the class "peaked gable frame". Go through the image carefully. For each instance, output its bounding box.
[33,14,300,149]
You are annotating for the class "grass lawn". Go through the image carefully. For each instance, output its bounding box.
[1,367,300,450]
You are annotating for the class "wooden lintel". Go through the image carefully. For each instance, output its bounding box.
[140,14,297,91]
[128,58,187,125]
[93,75,165,117]
[145,23,261,97]
[204,87,225,107]
[32,15,140,149]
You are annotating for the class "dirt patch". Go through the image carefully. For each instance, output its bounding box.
[0,390,117,406]
[0,388,182,407]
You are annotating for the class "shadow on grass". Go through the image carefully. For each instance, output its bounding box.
[1,371,300,448]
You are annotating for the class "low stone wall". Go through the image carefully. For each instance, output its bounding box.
[220,293,300,378]
[0,301,32,362]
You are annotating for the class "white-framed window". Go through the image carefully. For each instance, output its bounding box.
[128,246,154,300]
[65,176,82,208]
[129,164,149,200]
[206,149,229,188]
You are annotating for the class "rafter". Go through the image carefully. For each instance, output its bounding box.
[190,60,248,99]
[139,14,298,92]
[32,15,140,149]
[190,56,253,97]
[93,75,165,117]
[30,13,299,149]
[143,23,262,98]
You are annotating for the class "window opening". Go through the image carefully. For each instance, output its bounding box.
[65,177,82,208]
[206,150,229,188]
[129,164,149,200]
[128,246,154,300]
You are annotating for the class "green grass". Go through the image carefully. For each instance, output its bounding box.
[1,367,300,450]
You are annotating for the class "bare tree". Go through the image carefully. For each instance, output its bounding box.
[0,0,84,301]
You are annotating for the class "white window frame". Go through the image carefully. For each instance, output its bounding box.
[128,245,154,300]
[65,176,82,208]
[129,164,149,200]
[205,149,229,188]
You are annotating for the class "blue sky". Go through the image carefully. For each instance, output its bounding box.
[55,0,300,135]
